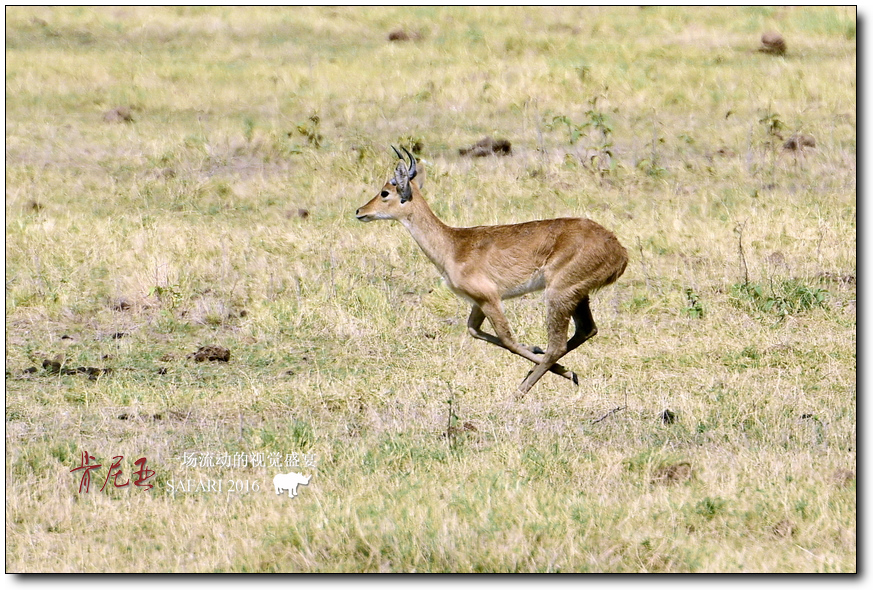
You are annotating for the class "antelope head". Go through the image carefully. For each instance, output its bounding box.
[355,146,420,222]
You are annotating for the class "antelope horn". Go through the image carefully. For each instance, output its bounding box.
[392,145,404,160]
[403,147,417,180]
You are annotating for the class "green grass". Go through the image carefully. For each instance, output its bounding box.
[5,6,856,572]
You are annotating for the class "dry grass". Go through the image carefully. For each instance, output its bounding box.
[5,6,856,572]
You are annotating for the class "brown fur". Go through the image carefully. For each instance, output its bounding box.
[356,151,627,398]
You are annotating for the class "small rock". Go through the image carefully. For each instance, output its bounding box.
[42,359,62,374]
[388,29,421,42]
[759,32,786,55]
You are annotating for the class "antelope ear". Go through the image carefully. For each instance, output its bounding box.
[413,159,426,191]
[394,161,412,203]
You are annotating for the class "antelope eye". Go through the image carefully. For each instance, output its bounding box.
[380,190,390,198]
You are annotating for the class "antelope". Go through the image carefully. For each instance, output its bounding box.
[355,147,628,399]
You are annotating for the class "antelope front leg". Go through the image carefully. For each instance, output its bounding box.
[466,305,578,384]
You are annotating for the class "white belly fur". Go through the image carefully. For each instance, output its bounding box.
[503,270,546,299]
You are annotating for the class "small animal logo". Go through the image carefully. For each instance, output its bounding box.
[273,471,312,498]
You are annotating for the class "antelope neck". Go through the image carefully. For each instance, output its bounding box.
[399,198,456,275]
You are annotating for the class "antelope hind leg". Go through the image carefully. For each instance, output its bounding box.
[466,305,578,383]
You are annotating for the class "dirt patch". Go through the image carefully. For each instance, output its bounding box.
[772,519,796,538]
[41,359,112,380]
[783,134,816,151]
[832,469,855,487]
[444,420,478,438]
[816,271,854,286]
[25,200,44,213]
[117,410,190,422]
[111,298,132,311]
[459,136,512,157]
[659,409,677,425]
[103,106,134,123]
[651,462,693,485]
[187,345,231,362]
[286,208,310,219]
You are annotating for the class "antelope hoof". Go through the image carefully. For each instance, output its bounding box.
[571,372,579,386]
[531,345,545,355]
[514,388,527,402]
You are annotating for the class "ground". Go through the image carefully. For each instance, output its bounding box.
[5,6,856,572]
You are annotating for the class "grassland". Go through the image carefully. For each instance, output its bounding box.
[5,6,856,572]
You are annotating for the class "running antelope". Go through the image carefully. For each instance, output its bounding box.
[355,147,628,398]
